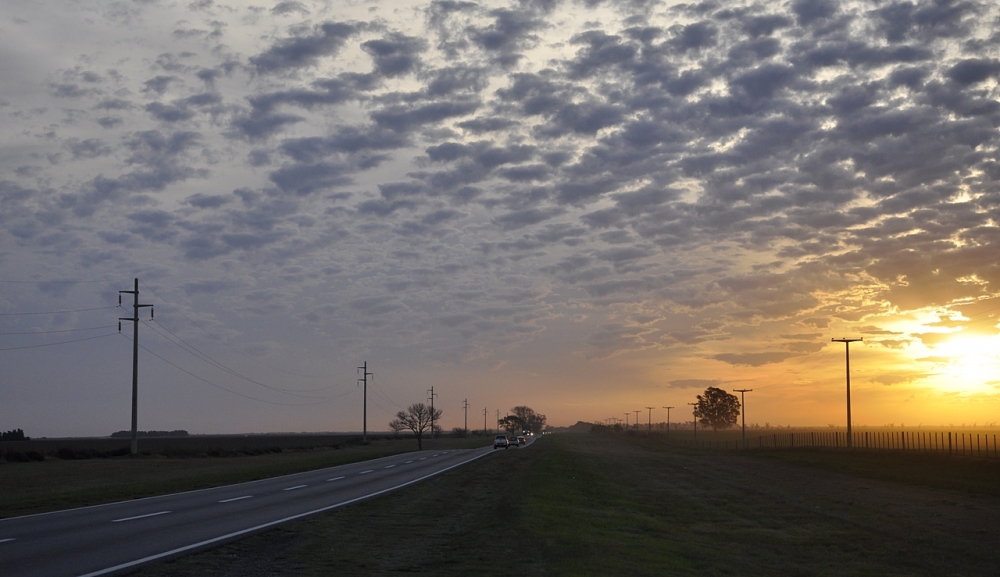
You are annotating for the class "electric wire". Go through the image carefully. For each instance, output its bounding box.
[139,280,330,380]
[0,306,117,316]
[141,320,343,399]
[0,332,118,351]
[119,332,355,407]
[0,325,116,335]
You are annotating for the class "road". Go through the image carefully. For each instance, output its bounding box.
[0,444,514,577]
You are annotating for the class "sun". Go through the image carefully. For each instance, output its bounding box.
[925,334,1000,392]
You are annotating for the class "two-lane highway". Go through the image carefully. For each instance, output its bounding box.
[1,445,502,577]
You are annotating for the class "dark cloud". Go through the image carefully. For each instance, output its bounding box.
[250,22,361,73]
[361,33,428,78]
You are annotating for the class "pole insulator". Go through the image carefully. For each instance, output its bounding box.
[150,307,154,319]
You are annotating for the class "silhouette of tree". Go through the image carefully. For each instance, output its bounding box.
[510,406,546,433]
[693,387,741,431]
[389,403,441,450]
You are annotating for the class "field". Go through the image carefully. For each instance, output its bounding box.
[124,431,1000,577]
[0,434,485,518]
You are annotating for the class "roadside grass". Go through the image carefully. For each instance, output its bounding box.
[618,431,1000,498]
[136,445,547,577]
[0,437,486,518]
[136,433,999,576]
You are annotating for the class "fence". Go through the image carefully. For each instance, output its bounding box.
[670,430,1000,459]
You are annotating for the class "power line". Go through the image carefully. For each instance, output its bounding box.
[139,280,330,380]
[143,320,339,398]
[0,306,117,316]
[0,332,117,351]
[0,325,115,335]
[122,333,350,407]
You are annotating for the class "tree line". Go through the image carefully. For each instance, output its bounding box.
[1,429,28,441]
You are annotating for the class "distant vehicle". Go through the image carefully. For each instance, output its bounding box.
[493,435,509,449]
[517,436,526,445]
[508,436,519,447]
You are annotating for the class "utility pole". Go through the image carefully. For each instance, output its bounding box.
[496,409,500,433]
[357,362,372,443]
[624,413,629,430]
[118,278,153,456]
[645,407,654,433]
[633,410,640,432]
[462,398,469,433]
[663,406,674,436]
[427,386,438,439]
[832,338,862,448]
[733,389,752,446]
[483,407,488,435]
[688,402,698,440]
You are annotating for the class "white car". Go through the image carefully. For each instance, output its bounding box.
[493,435,509,449]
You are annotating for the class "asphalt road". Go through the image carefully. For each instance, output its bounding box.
[0,444,514,577]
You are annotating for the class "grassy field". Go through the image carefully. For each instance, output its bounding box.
[0,435,486,518]
[133,433,999,577]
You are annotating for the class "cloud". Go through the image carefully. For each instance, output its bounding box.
[251,22,361,73]
[712,352,797,366]
[668,378,722,389]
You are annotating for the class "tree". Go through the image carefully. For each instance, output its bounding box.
[498,415,524,434]
[389,403,442,450]
[510,406,546,434]
[693,387,740,431]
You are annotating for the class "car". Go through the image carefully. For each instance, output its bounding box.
[508,436,519,447]
[517,435,526,445]
[493,435,509,449]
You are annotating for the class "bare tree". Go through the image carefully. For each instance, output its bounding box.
[389,402,442,450]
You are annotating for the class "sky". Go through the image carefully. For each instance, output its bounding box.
[2,0,1000,437]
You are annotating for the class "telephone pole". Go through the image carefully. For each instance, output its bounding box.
[624,413,629,430]
[483,407,488,435]
[357,362,372,443]
[663,406,674,436]
[427,386,438,439]
[832,338,862,448]
[645,407,654,433]
[688,402,698,440]
[633,410,640,431]
[462,398,469,432]
[118,278,153,456]
[733,389,752,445]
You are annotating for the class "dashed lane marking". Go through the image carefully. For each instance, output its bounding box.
[112,511,171,523]
[219,496,252,503]
[327,476,345,482]
[0,538,15,544]
[385,465,395,469]
[283,485,307,491]
[359,470,373,475]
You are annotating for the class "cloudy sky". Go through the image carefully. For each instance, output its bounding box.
[3,0,1000,437]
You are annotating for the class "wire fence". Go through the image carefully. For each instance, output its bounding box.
[668,430,1000,459]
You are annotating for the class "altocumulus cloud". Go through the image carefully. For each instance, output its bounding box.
[2,0,1000,434]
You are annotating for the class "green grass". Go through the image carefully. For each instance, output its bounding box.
[133,433,1000,576]
[0,436,487,518]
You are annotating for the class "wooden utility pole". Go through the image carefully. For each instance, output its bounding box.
[357,362,372,442]
[832,338,862,448]
[663,406,674,436]
[645,407,654,433]
[733,389,752,446]
[462,398,469,433]
[427,386,438,439]
[119,278,152,456]
[688,402,698,440]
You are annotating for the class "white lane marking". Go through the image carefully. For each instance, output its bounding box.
[219,496,252,503]
[432,454,440,457]
[0,538,15,544]
[419,457,427,461]
[359,469,373,475]
[384,465,395,469]
[327,476,345,482]
[405,460,413,464]
[76,449,494,577]
[112,511,171,523]
[283,485,307,491]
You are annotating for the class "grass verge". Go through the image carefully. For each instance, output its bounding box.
[0,437,486,518]
[136,433,1000,576]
